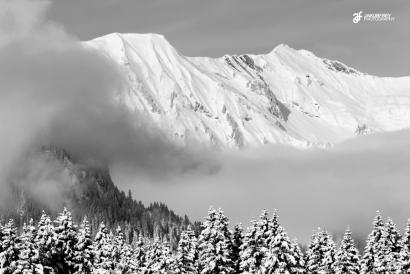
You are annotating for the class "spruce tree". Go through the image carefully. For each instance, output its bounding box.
[113,225,134,273]
[377,218,403,273]
[73,216,94,273]
[197,207,234,273]
[261,211,305,273]
[119,240,135,273]
[231,224,243,274]
[144,239,173,273]
[306,228,336,274]
[53,208,78,273]
[360,211,385,273]
[400,219,410,273]
[14,219,40,273]
[240,219,260,273]
[334,227,360,274]
[290,239,306,274]
[240,210,271,272]
[174,227,198,273]
[112,226,125,268]
[35,211,56,273]
[93,222,114,271]
[131,235,146,271]
[0,219,19,272]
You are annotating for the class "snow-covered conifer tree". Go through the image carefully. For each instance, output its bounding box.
[231,224,243,274]
[119,241,135,273]
[376,218,403,273]
[0,219,19,272]
[144,239,173,273]
[131,235,146,272]
[35,211,56,273]
[112,225,135,273]
[112,226,125,268]
[53,208,78,273]
[261,211,305,273]
[14,219,40,273]
[240,219,260,273]
[93,222,114,272]
[290,239,306,274]
[240,210,271,272]
[306,228,336,274]
[197,207,234,273]
[401,219,410,273]
[360,211,384,274]
[173,227,198,273]
[73,216,94,273]
[334,227,360,274]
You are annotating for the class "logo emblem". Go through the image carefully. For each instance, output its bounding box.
[353,11,363,23]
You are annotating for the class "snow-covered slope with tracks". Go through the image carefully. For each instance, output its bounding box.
[84,33,410,149]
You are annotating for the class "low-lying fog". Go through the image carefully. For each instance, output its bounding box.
[112,130,410,242]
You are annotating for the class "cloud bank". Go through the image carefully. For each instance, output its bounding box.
[113,129,410,242]
[0,0,210,208]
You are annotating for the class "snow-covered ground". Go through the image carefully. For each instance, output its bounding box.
[84,33,410,149]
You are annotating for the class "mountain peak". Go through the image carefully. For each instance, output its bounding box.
[272,43,293,51]
[92,32,173,49]
[269,43,299,55]
[119,32,167,43]
[86,32,180,66]
[83,32,410,149]
[269,44,321,59]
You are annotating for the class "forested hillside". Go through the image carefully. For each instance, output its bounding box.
[0,146,199,248]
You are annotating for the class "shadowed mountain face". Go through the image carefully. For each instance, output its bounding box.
[84,33,410,149]
[1,146,197,248]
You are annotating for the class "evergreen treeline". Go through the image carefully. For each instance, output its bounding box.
[2,208,410,273]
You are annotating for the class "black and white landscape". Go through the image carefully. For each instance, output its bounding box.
[0,0,410,273]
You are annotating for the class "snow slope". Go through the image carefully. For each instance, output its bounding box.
[84,33,410,149]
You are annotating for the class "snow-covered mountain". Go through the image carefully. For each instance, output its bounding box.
[84,33,410,149]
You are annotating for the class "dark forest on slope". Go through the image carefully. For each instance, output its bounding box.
[0,146,200,248]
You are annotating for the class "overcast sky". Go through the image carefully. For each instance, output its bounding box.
[48,0,410,77]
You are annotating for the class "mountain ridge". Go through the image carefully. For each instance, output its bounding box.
[83,32,410,149]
